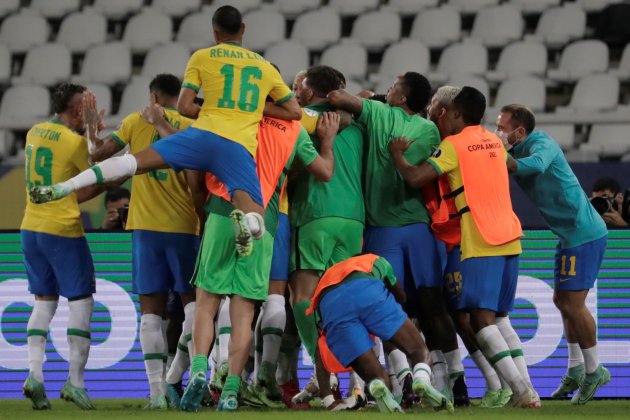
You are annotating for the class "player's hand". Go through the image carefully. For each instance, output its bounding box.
[82,91,100,140]
[316,112,341,143]
[603,207,629,227]
[388,136,414,155]
[102,208,121,230]
[141,103,165,125]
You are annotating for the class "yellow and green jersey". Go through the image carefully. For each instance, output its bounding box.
[182,42,293,156]
[21,120,90,237]
[112,109,199,235]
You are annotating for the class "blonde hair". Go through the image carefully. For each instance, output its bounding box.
[434,85,461,107]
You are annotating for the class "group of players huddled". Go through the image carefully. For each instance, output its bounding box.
[21,5,610,413]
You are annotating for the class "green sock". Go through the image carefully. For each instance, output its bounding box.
[222,374,240,398]
[293,300,318,360]
[191,354,208,376]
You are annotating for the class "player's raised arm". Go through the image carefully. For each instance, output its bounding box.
[388,136,438,188]
[265,95,301,121]
[83,91,124,162]
[327,89,364,117]
[176,87,201,120]
[304,112,339,182]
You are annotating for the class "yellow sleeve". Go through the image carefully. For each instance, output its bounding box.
[300,108,320,135]
[182,50,203,93]
[178,115,194,130]
[427,140,458,175]
[111,113,138,147]
[266,62,293,104]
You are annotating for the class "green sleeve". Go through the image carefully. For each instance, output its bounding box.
[357,98,384,127]
[404,121,441,165]
[372,257,397,287]
[295,126,318,166]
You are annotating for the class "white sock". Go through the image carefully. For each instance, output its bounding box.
[372,337,382,359]
[471,350,501,391]
[245,212,265,238]
[430,350,448,391]
[568,342,585,369]
[217,298,231,367]
[499,373,511,391]
[160,318,168,392]
[496,316,532,387]
[183,302,195,363]
[350,371,365,392]
[166,353,175,375]
[276,332,300,385]
[582,346,599,374]
[67,297,93,388]
[27,300,58,383]
[476,325,528,395]
[444,349,465,387]
[413,362,432,385]
[261,294,286,366]
[387,349,411,385]
[166,331,190,384]
[140,314,165,398]
[60,154,137,192]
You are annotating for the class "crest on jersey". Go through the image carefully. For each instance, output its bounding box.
[303,108,319,118]
[432,148,442,158]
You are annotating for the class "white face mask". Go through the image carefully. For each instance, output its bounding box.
[495,128,519,151]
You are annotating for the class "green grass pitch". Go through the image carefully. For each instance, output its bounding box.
[1,399,629,419]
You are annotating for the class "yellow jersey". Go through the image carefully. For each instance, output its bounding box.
[300,107,320,135]
[21,120,90,238]
[182,42,293,156]
[111,109,199,235]
[427,140,522,260]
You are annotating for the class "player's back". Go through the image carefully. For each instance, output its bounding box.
[183,43,292,156]
[21,120,90,237]
[113,109,199,235]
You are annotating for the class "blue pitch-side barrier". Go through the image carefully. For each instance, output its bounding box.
[0,231,628,399]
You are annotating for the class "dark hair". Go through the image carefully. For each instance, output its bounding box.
[304,65,345,98]
[592,177,621,195]
[212,5,242,35]
[52,83,86,114]
[104,187,130,206]
[400,72,431,114]
[452,86,486,126]
[500,104,536,134]
[149,73,181,98]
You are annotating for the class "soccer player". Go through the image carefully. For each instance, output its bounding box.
[388,86,540,408]
[180,111,339,412]
[21,83,103,410]
[327,74,464,403]
[307,254,454,413]
[84,74,201,409]
[497,104,610,404]
[29,5,301,256]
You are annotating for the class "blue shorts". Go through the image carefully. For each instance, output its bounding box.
[152,127,263,207]
[21,230,95,299]
[443,246,462,311]
[319,278,407,367]
[363,223,444,290]
[270,213,290,281]
[458,255,519,313]
[554,235,607,291]
[132,230,199,295]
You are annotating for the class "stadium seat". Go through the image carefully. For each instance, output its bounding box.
[564,149,600,162]
[150,0,202,17]
[486,41,547,83]
[371,40,430,83]
[12,43,71,87]
[447,75,490,103]
[409,6,461,49]
[448,0,500,14]
[29,0,81,19]
[575,0,624,12]
[0,84,50,130]
[242,8,285,52]
[320,43,368,82]
[212,0,262,14]
[609,42,630,81]
[0,44,10,85]
[328,0,379,17]
[537,124,575,151]
[344,79,364,95]
[122,11,173,54]
[92,0,144,19]
[507,0,561,14]
[291,8,341,51]
[487,77,546,118]
[429,42,488,84]
[86,83,112,117]
[386,0,439,16]
[73,42,131,86]
[547,40,609,83]
[176,12,215,51]
[347,8,400,51]
[469,5,524,48]
[373,78,395,95]
[0,11,49,54]
[140,43,190,80]
[56,10,107,53]
[265,40,309,85]
[556,74,619,113]
[271,0,322,18]
[0,0,19,19]
[105,77,152,128]
[0,129,14,159]
[526,5,586,48]
[581,123,630,156]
